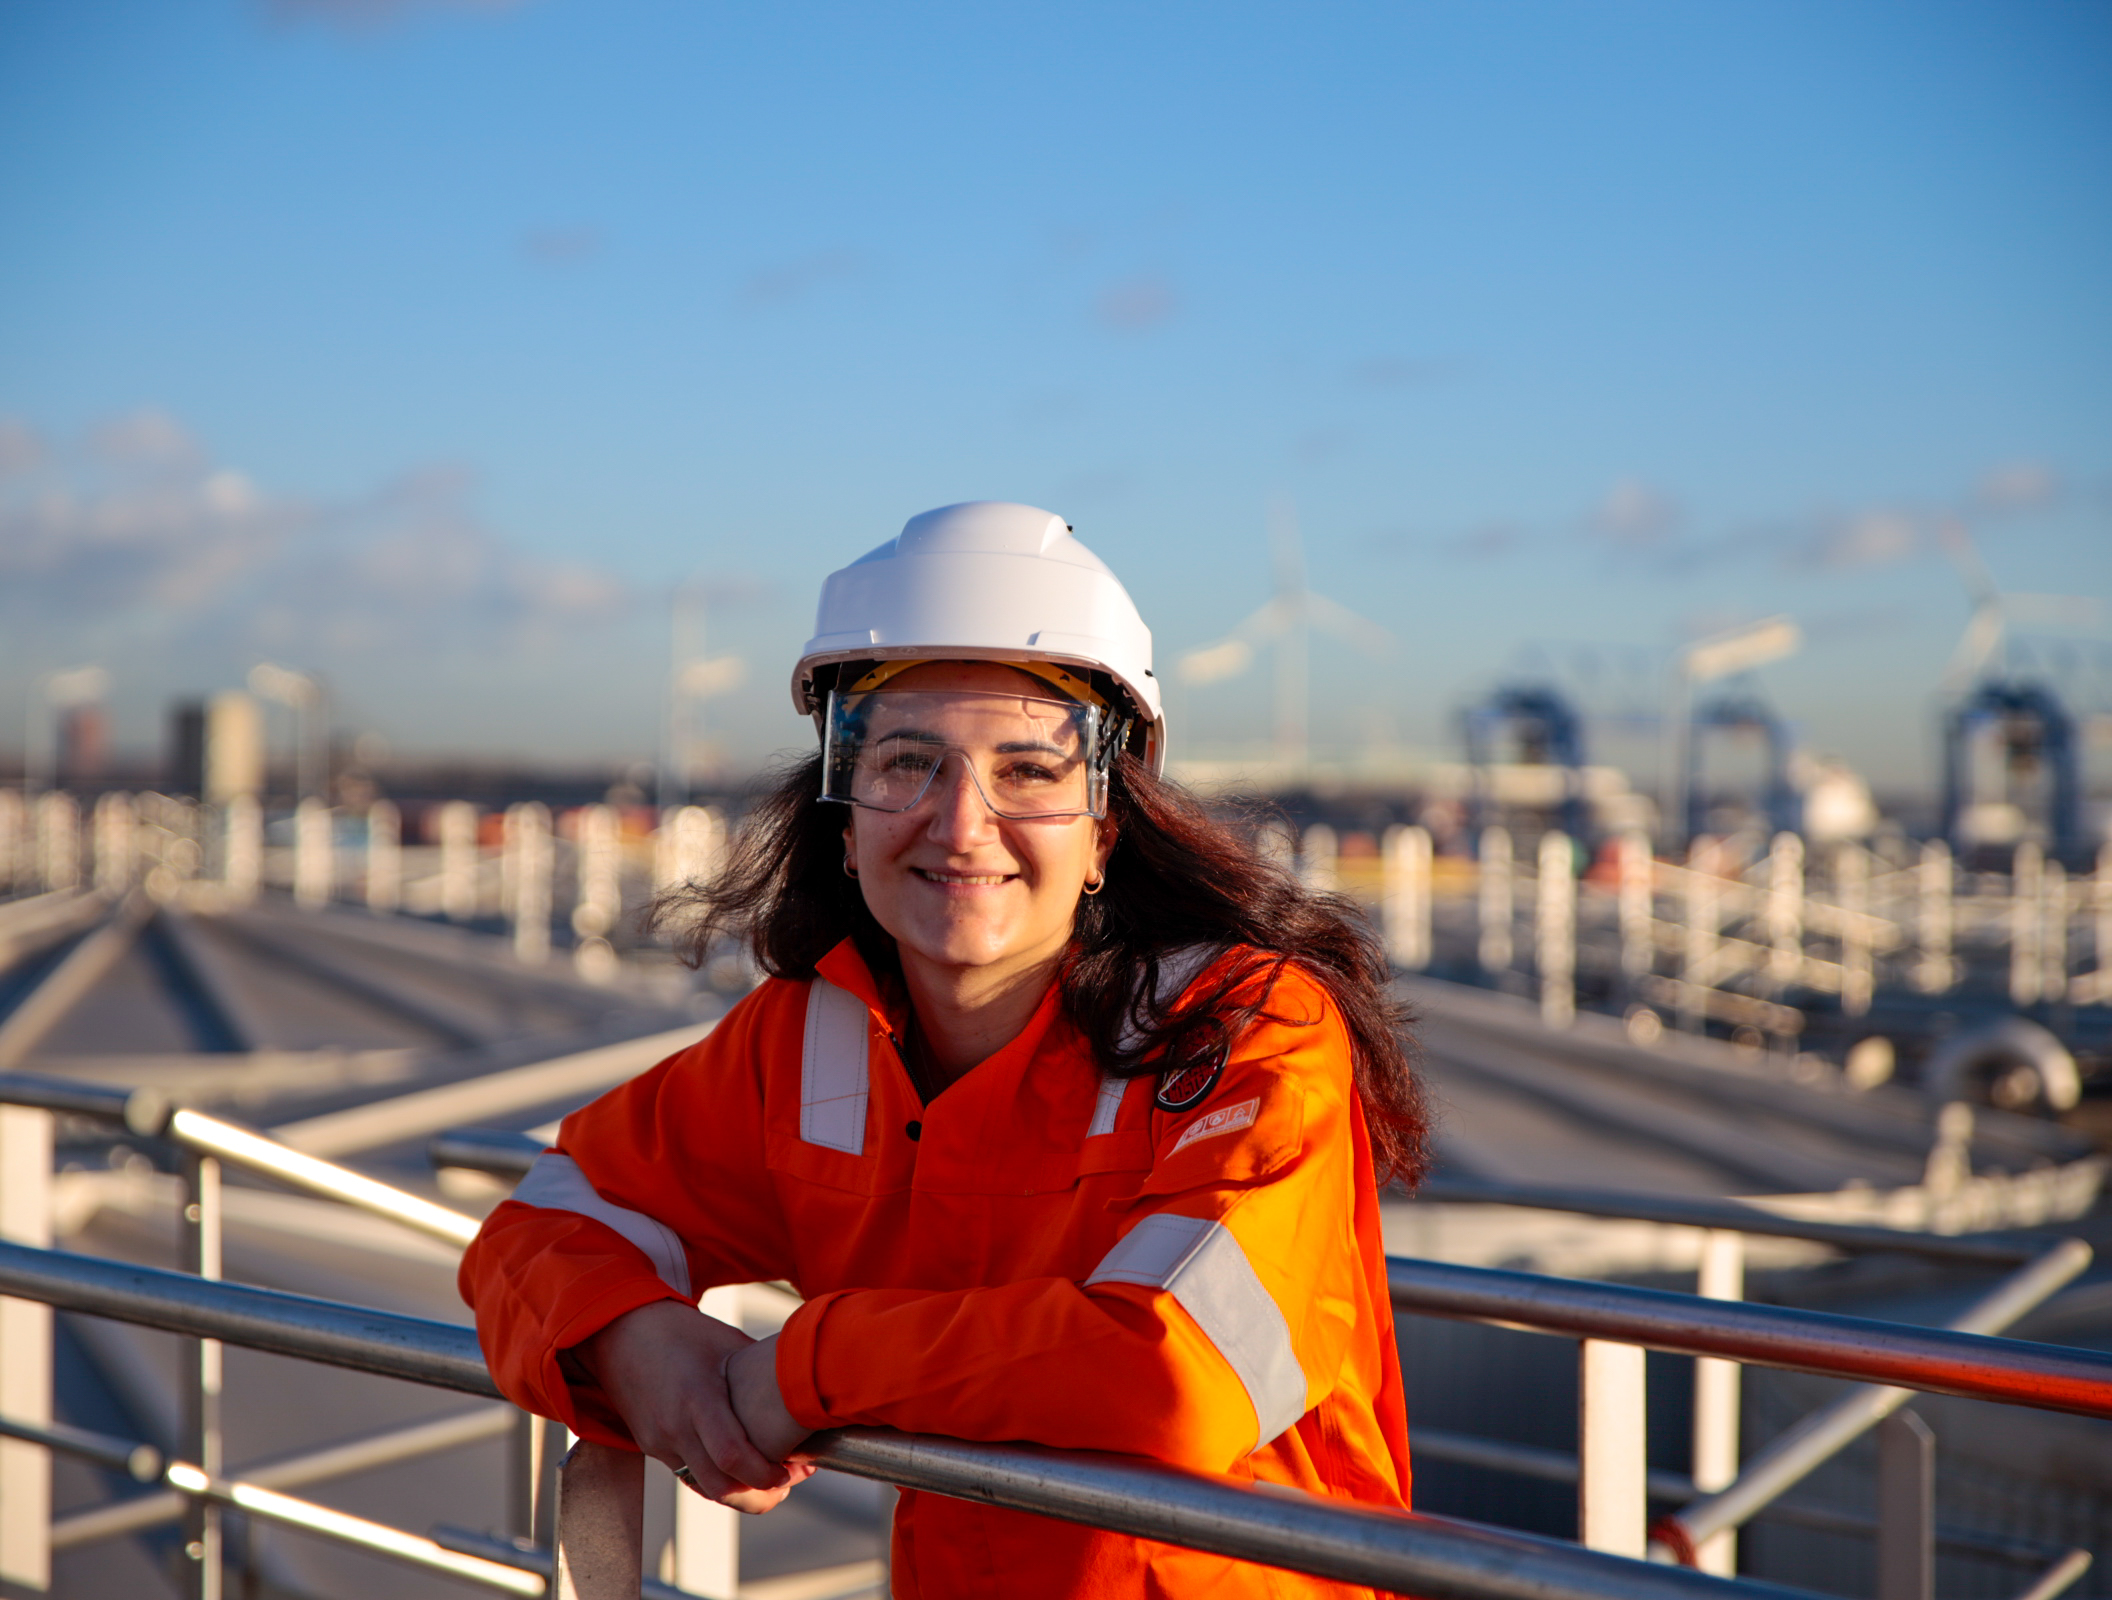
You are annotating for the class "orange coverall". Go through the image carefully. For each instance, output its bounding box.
[461,939,1411,1598]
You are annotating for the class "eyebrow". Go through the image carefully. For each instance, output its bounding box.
[866,730,1077,758]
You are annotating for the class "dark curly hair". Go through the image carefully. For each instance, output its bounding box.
[650,752,1428,1186]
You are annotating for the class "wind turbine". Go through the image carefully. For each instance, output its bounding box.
[1938,519,2100,695]
[1176,499,1392,773]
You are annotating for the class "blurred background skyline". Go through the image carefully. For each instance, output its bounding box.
[3,0,2108,801]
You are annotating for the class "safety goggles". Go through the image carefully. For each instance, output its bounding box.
[821,688,1114,820]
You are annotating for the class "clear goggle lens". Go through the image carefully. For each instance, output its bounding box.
[822,689,1110,820]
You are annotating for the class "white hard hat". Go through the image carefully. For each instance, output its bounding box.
[794,501,1166,770]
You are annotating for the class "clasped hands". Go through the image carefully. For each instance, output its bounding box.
[572,1298,816,1514]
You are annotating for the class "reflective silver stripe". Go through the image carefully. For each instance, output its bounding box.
[513,1152,692,1299]
[800,977,870,1155]
[1086,1074,1128,1137]
[1085,1213,1308,1451]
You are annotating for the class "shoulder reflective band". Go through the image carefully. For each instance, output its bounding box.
[513,1152,693,1300]
[1084,1212,1308,1451]
[1086,1074,1129,1137]
[801,978,871,1155]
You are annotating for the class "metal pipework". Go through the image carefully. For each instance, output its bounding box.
[161,1460,541,1596]
[0,1068,169,1136]
[52,1405,513,1548]
[1409,1177,2043,1265]
[0,1241,497,1399]
[1655,1239,2094,1556]
[430,1127,543,1181]
[808,1429,1824,1600]
[1387,1244,2110,1419]
[0,1240,1831,1600]
[0,1069,482,1249]
[167,1107,480,1249]
[0,1413,160,1481]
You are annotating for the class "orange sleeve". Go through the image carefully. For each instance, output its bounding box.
[774,970,1371,1475]
[458,987,798,1445]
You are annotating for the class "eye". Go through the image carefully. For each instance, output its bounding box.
[996,759,1059,785]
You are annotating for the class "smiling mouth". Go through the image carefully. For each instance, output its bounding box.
[912,869,1015,886]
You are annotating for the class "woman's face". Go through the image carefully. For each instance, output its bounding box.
[844,660,1114,980]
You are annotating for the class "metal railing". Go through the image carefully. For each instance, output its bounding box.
[0,1239,1837,1600]
[3,1082,2104,1594]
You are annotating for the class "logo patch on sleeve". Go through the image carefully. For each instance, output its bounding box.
[1154,1040,1228,1112]
[1171,1096,1260,1154]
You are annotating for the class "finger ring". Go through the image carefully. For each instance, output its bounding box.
[674,1466,700,1491]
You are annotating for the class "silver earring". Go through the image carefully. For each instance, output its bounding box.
[1081,873,1105,897]
[843,853,859,879]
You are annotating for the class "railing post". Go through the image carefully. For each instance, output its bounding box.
[1913,839,1952,994]
[93,792,136,894]
[672,1285,743,1597]
[1875,1408,1934,1600]
[440,801,481,924]
[365,799,401,914]
[2040,859,2069,1004]
[552,1439,643,1600]
[1765,832,1803,996]
[1477,826,1513,975]
[1837,843,1872,1018]
[1617,831,1653,994]
[180,1151,225,1599]
[573,805,622,981]
[1299,825,1339,893]
[0,789,24,893]
[1537,831,1575,1028]
[1381,825,1432,972]
[0,1103,53,1593]
[1691,1230,1744,1576]
[1577,1339,1647,1557]
[1680,841,1716,1032]
[655,806,722,898]
[508,803,554,965]
[36,793,81,894]
[2011,841,2043,1007]
[294,797,334,911]
[224,796,262,907]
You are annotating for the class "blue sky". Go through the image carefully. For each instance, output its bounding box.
[3,0,2108,792]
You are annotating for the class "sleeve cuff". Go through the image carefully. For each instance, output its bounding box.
[775,1288,858,1431]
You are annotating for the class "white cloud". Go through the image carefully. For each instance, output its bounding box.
[1973,460,2058,513]
[0,410,632,665]
[1590,477,1681,548]
[1796,508,1922,570]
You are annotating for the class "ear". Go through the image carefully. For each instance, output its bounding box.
[1093,815,1117,875]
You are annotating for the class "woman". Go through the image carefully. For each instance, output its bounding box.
[462,501,1427,1598]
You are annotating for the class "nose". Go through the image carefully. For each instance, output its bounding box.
[920,752,999,848]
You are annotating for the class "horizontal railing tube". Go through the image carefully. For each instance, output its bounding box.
[0,1240,1828,1600]
[1410,1177,2042,1265]
[430,1127,542,1181]
[1388,1248,2112,1419]
[809,1430,1822,1600]
[0,1241,496,1400]
[0,1068,170,1136]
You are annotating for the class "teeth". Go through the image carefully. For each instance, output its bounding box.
[917,870,1010,885]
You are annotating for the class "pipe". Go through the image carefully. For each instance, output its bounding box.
[1409,1177,2041,1264]
[1387,1245,2110,1418]
[1655,1240,2093,1554]
[0,1241,497,1399]
[809,1429,1823,1600]
[52,1404,514,1548]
